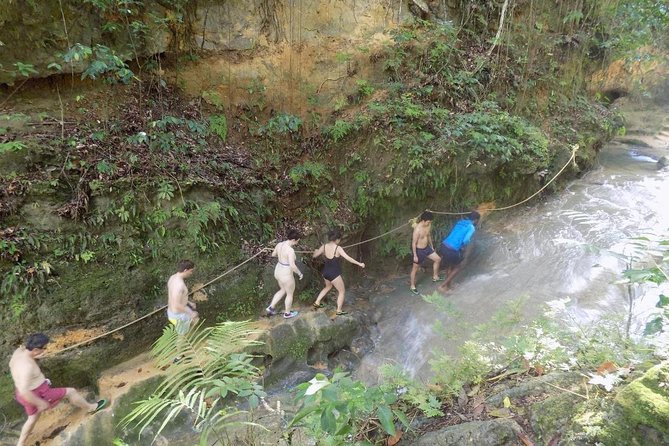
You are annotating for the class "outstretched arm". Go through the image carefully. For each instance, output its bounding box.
[313,245,324,258]
[338,247,365,268]
[271,244,278,257]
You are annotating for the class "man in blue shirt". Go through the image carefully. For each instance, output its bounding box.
[438,211,480,292]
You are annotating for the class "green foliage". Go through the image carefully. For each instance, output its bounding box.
[209,114,228,141]
[289,161,330,186]
[121,321,266,444]
[258,113,302,136]
[288,371,410,444]
[13,62,38,77]
[451,103,549,168]
[379,365,443,417]
[63,43,134,84]
[157,180,175,201]
[596,0,669,56]
[0,141,26,154]
[356,79,375,97]
[326,120,353,142]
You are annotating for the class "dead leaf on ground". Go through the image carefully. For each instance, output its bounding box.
[467,384,480,396]
[488,408,513,418]
[386,429,403,446]
[472,403,486,416]
[517,431,535,446]
[597,361,618,375]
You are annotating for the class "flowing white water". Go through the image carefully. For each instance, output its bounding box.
[357,103,669,383]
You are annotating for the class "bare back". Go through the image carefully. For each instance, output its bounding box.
[167,273,188,314]
[323,242,340,258]
[275,241,295,265]
[9,347,45,392]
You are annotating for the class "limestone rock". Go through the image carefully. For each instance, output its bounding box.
[529,392,583,443]
[413,419,523,446]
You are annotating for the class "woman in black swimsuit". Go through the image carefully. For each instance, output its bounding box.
[312,229,365,315]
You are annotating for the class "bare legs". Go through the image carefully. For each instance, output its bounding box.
[17,414,39,446]
[64,387,98,412]
[410,252,441,290]
[17,388,98,446]
[269,277,296,313]
[314,276,346,312]
[438,265,462,292]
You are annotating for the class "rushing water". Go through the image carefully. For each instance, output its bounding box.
[357,103,669,383]
[50,103,669,445]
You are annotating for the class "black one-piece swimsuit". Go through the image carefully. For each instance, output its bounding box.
[322,245,342,281]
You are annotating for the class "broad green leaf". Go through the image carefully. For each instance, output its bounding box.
[320,408,336,433]
[377,405,396,435]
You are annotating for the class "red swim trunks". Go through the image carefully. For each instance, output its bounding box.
[15,380,67,415]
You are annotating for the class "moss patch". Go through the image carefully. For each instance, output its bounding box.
[615,361,669,436]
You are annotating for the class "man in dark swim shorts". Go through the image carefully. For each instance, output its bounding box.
[438,211,480,291]
[410,211,442,294]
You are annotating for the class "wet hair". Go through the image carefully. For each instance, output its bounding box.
[327,228,343,242]
[177,260,195,272]
[419,211,434,222]
[468,211,481,221]
[25,333,49,351]
[286,229,302,241]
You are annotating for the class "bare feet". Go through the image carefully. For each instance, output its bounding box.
[438,284,452,294]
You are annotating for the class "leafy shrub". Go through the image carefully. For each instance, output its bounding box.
[257,113,302,136]
[209,114,228,141]
[288,371,409,444]
[326,120,354,142]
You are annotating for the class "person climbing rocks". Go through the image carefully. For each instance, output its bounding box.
[312,228,365,316]
[438,211,480,292]
[167,259,199,334]
[265,229,303,319]
[410,210,442,295]
[9,333,108,446]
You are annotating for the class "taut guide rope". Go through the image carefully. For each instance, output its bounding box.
[45,145,578,356]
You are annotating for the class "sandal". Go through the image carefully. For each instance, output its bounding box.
[432,276,444,282]
[410,288,420,295]
[335,310,348,316]
[312,302,325,309]
[91,399,108,414]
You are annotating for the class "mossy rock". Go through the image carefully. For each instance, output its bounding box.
[529,392,584,443]
[614,361,669,438]
[254,312,365,384]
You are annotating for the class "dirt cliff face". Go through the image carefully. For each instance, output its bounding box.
[0,1,421,86]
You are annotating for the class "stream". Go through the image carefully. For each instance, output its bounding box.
[18,101,669,446]
[357,101,669,383]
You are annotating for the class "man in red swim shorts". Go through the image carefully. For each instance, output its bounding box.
[9,333,108,446]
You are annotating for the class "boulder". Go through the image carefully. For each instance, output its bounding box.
[252,311,368,385]
[413,419,523,446]
[614,361,669,438]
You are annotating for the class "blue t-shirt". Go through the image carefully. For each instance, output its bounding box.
[442,219,476,251]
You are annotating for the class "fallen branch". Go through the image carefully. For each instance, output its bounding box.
[544,381,588,400]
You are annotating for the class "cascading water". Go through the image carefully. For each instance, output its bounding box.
[357,103,669,383]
